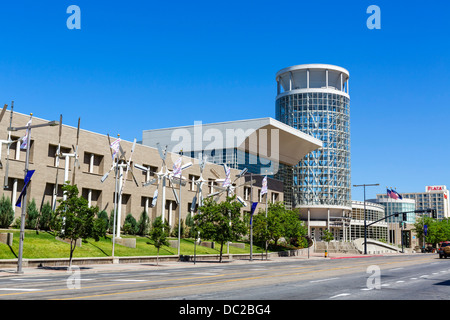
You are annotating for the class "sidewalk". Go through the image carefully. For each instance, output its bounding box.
[0,251,407,278]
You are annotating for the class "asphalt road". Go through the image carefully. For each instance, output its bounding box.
[0,254,449,302]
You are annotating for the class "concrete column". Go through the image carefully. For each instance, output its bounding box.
[89,153,94,173]
[306,69,310,89]
[289,72,292,91]
[327,209,330,230]
[15,141,20,160]
[12,179,18,214]
[169,200,173,227]
[87,189,92,207]
[326,69,328,88]
[144,197,149,215]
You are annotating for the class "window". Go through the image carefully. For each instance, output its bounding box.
[83,152,104,175]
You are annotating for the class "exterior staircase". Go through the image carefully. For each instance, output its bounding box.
[314,241,360,255]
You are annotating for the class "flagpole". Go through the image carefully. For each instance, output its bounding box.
[250,172,253,262]
[17,114,33,274]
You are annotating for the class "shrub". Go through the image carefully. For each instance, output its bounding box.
[137,210,150,236]
[94,210,109,239]
[25,198,39,229]
[0,195,14,228]
[123,213,138,235]
[39,201,54,231]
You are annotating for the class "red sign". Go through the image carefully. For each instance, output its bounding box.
[427,186,444,191]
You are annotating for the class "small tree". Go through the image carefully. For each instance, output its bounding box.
[0,195,14,228]
[195,196,247,262]
[149,216,169,265]
[94,210,109,239]
[137,210,150,236]
[321,229,334,254]
[54,184,99,267]
[123,213,139,235]
[252,212,269,256]
[25,198,39,230]
[39,201,54,231]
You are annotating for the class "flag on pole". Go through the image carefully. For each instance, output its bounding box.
[261,175,268,195]
[20,119,32,150]
[387,188,402,200]
[110,138,121,160]
[249,202,258,226]
[393,189,403,200]
[173,157,182,177]
[151,189,158,207]
[15,170,35,207]
[222,165,231,187]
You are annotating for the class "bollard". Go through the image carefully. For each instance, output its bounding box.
[325,250,328,258]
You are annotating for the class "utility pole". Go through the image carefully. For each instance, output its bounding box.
[353,183,379,255]
[9,115,59,273]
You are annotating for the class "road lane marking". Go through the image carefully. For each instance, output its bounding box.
[0,288,41,291]
[329,293,350,299]
[309,277,339,283]
[10,279,51,281]
[0,256,438,299]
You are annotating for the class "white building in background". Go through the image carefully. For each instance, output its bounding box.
[348,200,387,242]
[376,185,450,220]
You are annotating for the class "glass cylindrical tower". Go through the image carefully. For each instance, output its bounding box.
[275,64,351,240]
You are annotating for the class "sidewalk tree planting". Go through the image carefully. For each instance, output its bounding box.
[53,183,99,267]
[194,196,247,262]
[149,216,170,265]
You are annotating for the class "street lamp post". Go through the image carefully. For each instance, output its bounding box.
[9,115,59,274]
[353,183,379,255]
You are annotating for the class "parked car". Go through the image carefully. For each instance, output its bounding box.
[438,241,450,258]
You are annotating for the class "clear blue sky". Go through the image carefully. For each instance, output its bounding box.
[0,1,449,201]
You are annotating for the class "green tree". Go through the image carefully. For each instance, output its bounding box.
[321,229,334,254]
[185,212,196,238]
[0,195,14,228]
[252,212,269,255]
[39,201,54,231]
[93,210,109,239]
[54,184,99,267]
[414,216,450,247]
[194,196,247,262]
[123,213,138,235]
[282,207,307,247]
[149,216,170,266]
[137,210,150,236]
[25,198,39,230]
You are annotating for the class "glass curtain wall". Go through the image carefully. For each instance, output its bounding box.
[276,92,351,208]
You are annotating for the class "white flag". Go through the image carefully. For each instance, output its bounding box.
[110,138,121,160]
[222,165,231,187]
[261,175,268,195]
[172,157,182,177]
[20,119,32,150]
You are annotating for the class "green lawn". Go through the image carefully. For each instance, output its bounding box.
[0,229,266,260]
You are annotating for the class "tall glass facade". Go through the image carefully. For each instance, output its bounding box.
[275,65,351,210]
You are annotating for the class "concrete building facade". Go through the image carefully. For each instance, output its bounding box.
[0,110,283,234]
